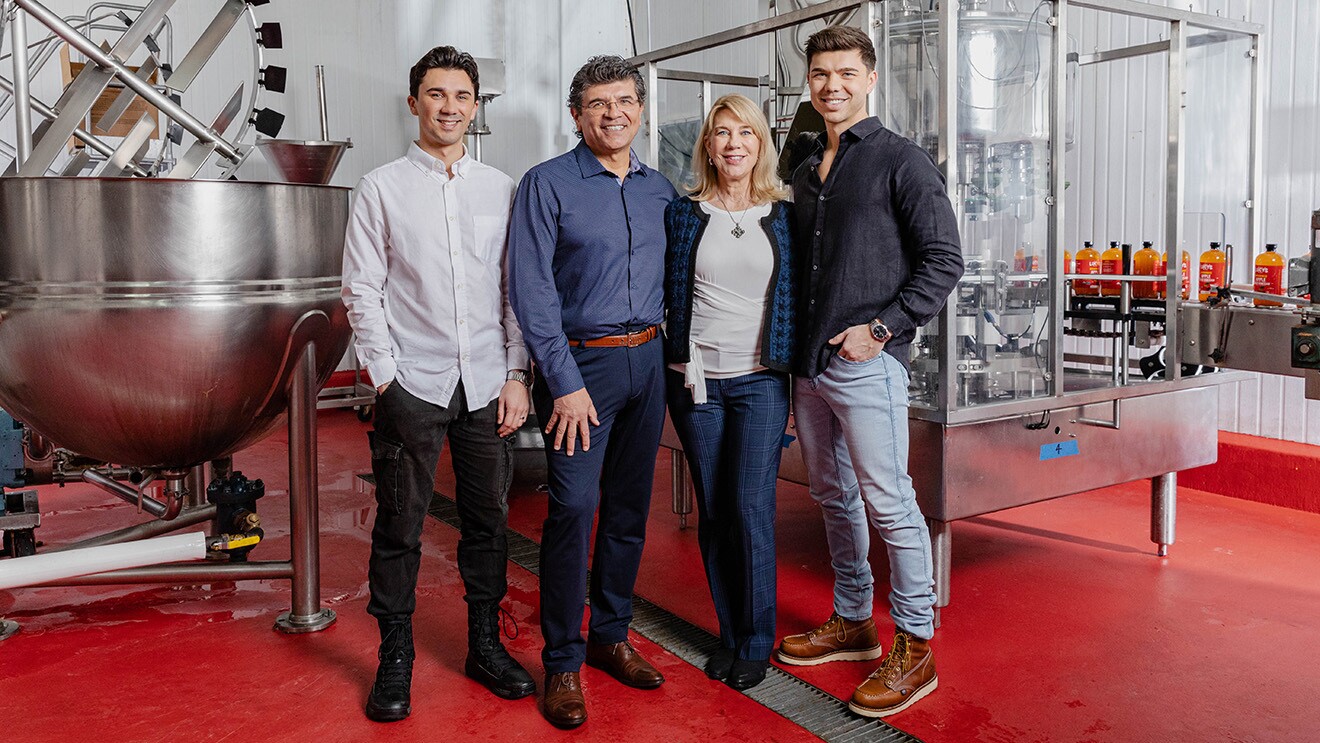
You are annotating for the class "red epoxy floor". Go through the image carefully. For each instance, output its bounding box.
[3,408,1319,742]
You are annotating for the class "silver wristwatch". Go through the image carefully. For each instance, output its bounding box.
[868,319,892,343]
[506,369,532,388]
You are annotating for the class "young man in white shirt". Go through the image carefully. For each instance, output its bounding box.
[342,46,535,723]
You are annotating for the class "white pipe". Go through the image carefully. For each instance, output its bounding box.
[0,532,207,590]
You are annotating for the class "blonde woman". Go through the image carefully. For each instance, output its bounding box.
[662,94,798,691]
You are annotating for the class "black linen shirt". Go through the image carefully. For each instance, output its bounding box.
[793,117,964,378]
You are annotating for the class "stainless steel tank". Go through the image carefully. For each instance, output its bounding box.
[0,178,351,468]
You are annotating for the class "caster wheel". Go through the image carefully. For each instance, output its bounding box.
[356,405,374,422]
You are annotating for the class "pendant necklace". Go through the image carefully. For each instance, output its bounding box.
[715,193,750,238]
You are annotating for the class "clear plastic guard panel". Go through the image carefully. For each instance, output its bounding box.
[1182,28,1254,282]
[901,0,1060,409]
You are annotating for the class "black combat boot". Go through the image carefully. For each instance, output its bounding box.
[365,618,414,722]
[464,601,536,699]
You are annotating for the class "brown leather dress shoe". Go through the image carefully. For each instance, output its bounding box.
[584,640,665,689]
[848,630,937,718]
[543,672,587,729]
[776,613,884,666]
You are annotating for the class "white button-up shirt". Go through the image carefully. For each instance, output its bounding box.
[342,142,528,410]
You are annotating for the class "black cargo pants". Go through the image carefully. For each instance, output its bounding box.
[366,380,512,620]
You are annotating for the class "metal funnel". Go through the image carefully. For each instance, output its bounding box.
[256,138,353,185]
[0,177,353,469]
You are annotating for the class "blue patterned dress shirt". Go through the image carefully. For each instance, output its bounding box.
[508,141,678,397]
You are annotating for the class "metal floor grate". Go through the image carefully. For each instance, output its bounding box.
[360,475,922,742]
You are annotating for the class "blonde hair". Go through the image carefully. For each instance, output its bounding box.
[688,94,788,204]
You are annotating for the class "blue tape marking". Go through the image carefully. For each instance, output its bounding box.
[1040,440,1080,461]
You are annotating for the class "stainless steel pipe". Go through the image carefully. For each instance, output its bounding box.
[315,64,329,140]
[82,468,172,519]
[48,505,217,552]
[35,560,293,586]
[8,4,32,164]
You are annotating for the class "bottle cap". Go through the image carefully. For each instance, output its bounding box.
[1210,241,1221,248]
[1265,243,1277,251]
[1143,241,1153,248]
[1110,241,1119,248]
[1084,241,1092,247]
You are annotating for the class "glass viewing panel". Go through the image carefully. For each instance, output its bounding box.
[892,0,1060,409]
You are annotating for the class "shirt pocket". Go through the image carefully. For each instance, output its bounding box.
[471,214,508,264]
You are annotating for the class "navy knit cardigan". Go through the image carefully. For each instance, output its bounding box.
[662,196,798,373]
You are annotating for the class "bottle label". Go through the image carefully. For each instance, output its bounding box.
[1254,264,1284,293]
[1101,258,1121,294]
[1074,258,1099,293]
[1199,262,1226,296]
[1254,264,1284,306]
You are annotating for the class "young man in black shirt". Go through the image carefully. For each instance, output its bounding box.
[774,25,963,719]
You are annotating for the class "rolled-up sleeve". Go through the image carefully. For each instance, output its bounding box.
[341,177,397,387]
[508,171,583,398]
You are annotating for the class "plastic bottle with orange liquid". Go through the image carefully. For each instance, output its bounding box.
[1198,241,1227,301]
[1100,241,1122,296]
[1157,248,1192,299]
[1074,241,1100,296]
[1133,240,1160,299]
[1253,243,1285,307]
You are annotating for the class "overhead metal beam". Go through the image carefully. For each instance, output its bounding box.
[656,67,761,87]
[626,0,860,66]
[1069,0,1261,35]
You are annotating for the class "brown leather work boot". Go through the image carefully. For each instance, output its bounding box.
[542,672,587,729]
[584,640,665,689]
[848,629,938,718]
[775,613,884,666]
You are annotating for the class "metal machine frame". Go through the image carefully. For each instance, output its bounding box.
[629,0,1262,620]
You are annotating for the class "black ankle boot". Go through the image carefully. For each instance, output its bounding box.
[366,618,414,722]
[464,601,535,699]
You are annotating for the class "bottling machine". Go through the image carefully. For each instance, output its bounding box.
[632,0,1265,619]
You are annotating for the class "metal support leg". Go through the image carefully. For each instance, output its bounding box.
[670,449,692,530]
[275,343,336,633]
[184,463,208,509]
[1151,472,1176,557]
[929,518,951,629]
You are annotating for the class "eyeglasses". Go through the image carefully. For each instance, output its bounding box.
[583,97,640,113]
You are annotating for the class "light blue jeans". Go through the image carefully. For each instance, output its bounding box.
[793,350,935,640]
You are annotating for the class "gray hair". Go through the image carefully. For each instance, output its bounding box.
[566,55,646,111]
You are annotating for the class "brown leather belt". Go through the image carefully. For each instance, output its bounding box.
[569,325,658,349]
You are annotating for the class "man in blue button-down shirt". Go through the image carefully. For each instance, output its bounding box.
[508,55,677,729]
